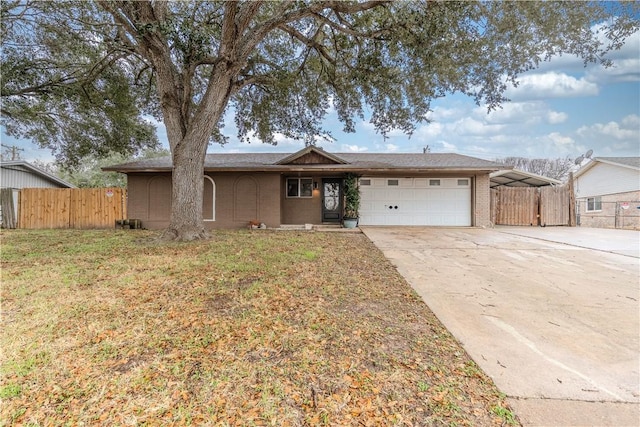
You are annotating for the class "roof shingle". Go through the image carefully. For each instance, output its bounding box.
[104,150,504,173]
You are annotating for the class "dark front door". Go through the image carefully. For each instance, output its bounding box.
[322,178,342,223]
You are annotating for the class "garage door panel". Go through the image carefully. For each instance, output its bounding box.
[359,177,471,226]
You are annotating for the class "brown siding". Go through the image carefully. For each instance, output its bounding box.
[148,176,172,222]
[126,171,493,229]
[234,176,258,221]
[126,172,281,229]
[281,175,324,224]
[289,152,341,164]
[126,173,154,225]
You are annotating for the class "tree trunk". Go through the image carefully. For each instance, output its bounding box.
[159,62,235,241]
[162,135,210,241]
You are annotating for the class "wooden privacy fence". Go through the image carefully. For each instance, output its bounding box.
[18,188,127,229]
[491,184,572,226]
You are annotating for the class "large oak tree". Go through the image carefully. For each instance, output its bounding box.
[2,1,638,240]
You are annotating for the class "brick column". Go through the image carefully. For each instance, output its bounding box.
[474,174,491,227]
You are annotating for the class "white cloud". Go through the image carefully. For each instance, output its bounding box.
[547,132,575,147]
[384,144,399,152]
[452,117,506,136]
[273,133,308,146]
[341,144,368,152]
[506,72,599,100]
[428,106,464,121]
[585,27,640,84]
[586,58,640,83]
[439,141,458,151]
[621,114,640,128]
[546,111,568,124]
[413,122,443,139]
[576,114,640,141]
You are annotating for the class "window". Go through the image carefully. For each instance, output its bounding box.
[387,179,399,186]
[586,196,602,212]
[360,179,371,186]
[429,179,441,186]
[286,178,313,198]
[457,179,469,186]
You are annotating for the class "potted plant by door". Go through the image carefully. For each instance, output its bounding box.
[343,173,360,228]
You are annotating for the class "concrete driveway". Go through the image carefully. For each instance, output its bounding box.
[361,226,640,427]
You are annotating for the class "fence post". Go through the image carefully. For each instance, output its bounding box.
[568,172,576,226]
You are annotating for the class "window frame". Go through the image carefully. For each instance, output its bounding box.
[286,177,313,198]
[586,196,602,212]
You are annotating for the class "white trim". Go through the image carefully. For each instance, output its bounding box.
[203,176,216,221]
[585,196,602,212]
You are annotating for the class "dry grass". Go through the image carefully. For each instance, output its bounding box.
[1,229,518,426]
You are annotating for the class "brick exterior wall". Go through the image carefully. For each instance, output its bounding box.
[474,173,491,227]
[577,190,640,230]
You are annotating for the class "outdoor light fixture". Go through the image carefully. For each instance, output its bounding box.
[313,181,318,189]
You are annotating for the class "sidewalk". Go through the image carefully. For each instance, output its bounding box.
[496,226,640,258]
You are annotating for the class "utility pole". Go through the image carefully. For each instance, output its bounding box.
[1,144,24,161]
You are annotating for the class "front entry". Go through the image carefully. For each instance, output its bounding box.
[322,178,342,223]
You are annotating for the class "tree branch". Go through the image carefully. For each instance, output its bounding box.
[278,24,337,66]
[236,0,264,32]
[238,1,387,65]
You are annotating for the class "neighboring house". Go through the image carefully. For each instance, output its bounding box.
[573,157,640,230]
[0,160,75,228]
[1,160,75,189]
[104,146,505,229]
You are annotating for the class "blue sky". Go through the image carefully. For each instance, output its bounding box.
[3,26,639,163]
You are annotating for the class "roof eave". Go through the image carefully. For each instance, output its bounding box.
[102,167,172,173]
[592,157,640,171]
[106,165,503,174]
[1,161,76,188]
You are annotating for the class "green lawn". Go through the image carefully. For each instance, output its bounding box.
[1,229,517,426]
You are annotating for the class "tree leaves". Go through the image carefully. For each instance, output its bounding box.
[1,1,158,166]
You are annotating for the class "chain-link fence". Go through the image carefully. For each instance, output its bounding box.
[577,200,640,230]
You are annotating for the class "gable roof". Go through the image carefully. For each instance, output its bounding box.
[104,147,504,173]
[593,157,640,169]
[0,160,75,188]
[275,146,348,165]
[573,156,640,179]
[490,169,563,188]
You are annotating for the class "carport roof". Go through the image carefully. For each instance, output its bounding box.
[104,147,505,173]
[490,169,562,188]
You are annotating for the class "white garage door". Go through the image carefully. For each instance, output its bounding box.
[359,177,471,226]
